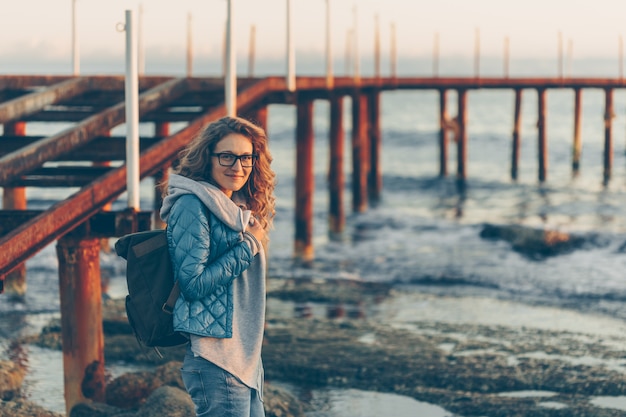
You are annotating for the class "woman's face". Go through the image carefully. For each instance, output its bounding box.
[210,133,254,197]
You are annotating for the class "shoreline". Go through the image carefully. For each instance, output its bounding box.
[5,277,626,416]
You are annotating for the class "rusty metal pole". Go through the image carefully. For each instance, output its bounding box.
[538,88,548,182]
[604,87,614,184]
[438,89,448,176]
[572,88,583,175]
[457,89,468,180]
[153,122,170,229]
[2,121,27,297]
[295,95,314,262]
[329,94,344,236]
[57,236,105,414]
[351,92,369,212]
[511,89,523,180]
[245,106,268,132]
[368,90,381,202]
[93,129,112,253]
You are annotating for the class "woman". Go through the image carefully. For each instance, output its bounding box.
[160,116,275,417]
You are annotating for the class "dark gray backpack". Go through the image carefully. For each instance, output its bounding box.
[114,229,187,354]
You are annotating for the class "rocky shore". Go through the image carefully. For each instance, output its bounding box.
[3,271,626,416]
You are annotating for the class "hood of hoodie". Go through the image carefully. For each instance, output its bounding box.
[160,173,251,232]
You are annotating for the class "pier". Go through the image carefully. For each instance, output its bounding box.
[2,73,626,412]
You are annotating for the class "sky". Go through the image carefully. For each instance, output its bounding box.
[3,0,626,76]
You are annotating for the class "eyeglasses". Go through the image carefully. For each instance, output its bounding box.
[212,153,258,167]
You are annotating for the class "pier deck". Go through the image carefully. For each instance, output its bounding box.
[2,74,626,281]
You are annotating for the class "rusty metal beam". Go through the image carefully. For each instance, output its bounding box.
[0,136,161,161]
[0,78,91,124]
[0,76,73,90]
[0,77,280,279]
[6,166,114,188]
[0,77,189,186]
[0,210,152,238]
[22,109,204,123]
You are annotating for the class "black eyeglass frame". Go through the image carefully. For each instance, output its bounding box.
[212,152,258,167]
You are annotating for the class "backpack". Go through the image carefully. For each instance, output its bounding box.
[114,229,187,355]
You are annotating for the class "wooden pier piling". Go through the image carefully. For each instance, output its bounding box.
[295,94,315,262]
[328,94,345,235]
[538,88,548,182]
[2,121,27,296]
[573,88,583,174]
[56,236,105,414]
[511,89,523,180]
[457,89,468,180]
[438,89,448,176]
[604,87,614,184]
[153,122,170,229]
[367,90,381,202]
[351,92,369,212]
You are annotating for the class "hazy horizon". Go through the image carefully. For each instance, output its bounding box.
[4,0,626,77]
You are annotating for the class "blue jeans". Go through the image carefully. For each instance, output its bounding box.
[181,350,265,417]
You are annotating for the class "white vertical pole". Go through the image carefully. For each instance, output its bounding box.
[125,10,140,210]
[558,30,563,78]
[504,36,510,78]
[248,24,256,77]
[345,29,352,75]
[187,12,193,77]
[325,0,333,88]
[222,23,227,77]
[567,38,573,78]
[474,27,480,78]
[286,0,296,91]
[390,22,397,79]
[72,0,79,75]
[433,32,439,77]
[138,3,145,76]
[618,35,624,80]
[352,4,360,83]
[374,14,380,79]
[225,0,237,116]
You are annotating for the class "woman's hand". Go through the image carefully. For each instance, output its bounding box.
[247,216,266,243]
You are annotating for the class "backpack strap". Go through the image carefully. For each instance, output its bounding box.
[162,281,180,314]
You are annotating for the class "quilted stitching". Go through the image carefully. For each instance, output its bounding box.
[168,195,252,338]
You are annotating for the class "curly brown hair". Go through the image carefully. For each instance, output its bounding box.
[173,116,276,230]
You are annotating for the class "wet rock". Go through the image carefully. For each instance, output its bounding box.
[262,317,626,416]
[0,360,25,401]
[103,362,303,417]
[70,386,192,417]
[21,278,626,416]
[69,401,129,417]
[479,223,597,259]
[70,383,303,417]
[133,386,194,417]
[268,277,391,305]
[105,362,184,408]
[0,398,62,417]
[264,384,306,417]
